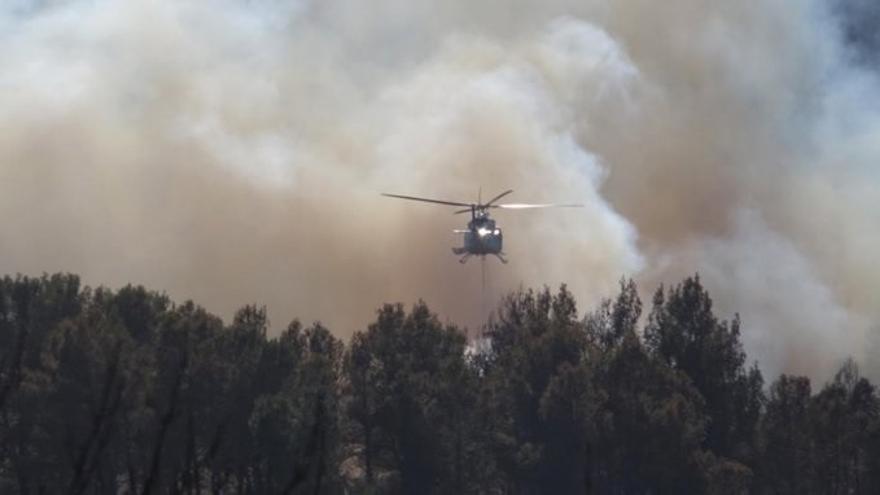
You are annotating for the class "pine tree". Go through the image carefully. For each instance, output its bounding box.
[343,302,476,494]
[479,286,595,493]
[645,275,764,471]
[758,374,812,494]
[588,279,707,493]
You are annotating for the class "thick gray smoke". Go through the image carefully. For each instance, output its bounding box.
[1,0,877,382]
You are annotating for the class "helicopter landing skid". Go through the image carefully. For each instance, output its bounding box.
[459,253,507,264]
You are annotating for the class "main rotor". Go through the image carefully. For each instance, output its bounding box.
[381,189,582,220]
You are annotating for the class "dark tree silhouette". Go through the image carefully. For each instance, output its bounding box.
[645,276,764,472]
[344,302,477,494]
[0,272,877,494]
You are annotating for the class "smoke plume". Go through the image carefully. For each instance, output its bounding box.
[1,0,877,382]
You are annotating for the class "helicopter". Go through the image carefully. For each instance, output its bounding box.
[381,189,583,264]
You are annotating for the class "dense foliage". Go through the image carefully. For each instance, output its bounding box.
[0,273,877,494]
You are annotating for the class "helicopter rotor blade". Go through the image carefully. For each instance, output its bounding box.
[493,203,584,209]
[483,189,514,207]
[381,193,472,208]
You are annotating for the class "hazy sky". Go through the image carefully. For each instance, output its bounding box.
[1,0,878,382]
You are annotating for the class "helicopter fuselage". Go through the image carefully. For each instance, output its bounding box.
[454,215,503,256]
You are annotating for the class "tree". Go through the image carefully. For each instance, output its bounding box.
[587,279,708,493]
[344,302,476,494]
[250,321,344,494]
[645,275,764,469]
[758,374,812,494]
[810,360,879,495]
[479,286,596,493]
[2,270,879,494]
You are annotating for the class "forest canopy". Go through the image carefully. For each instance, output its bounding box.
[0,273,877,494]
